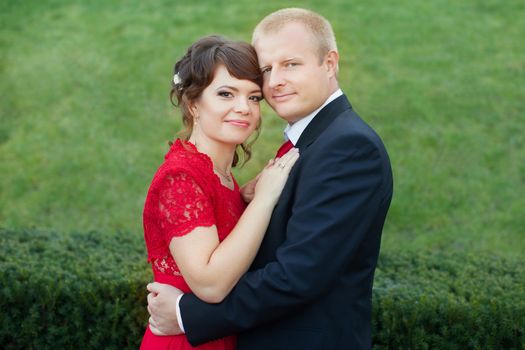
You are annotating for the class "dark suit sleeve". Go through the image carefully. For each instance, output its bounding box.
[181,133,387,346]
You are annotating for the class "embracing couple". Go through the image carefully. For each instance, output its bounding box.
[140,7,393,350]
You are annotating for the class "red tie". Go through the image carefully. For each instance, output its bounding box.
[275,140,294,158]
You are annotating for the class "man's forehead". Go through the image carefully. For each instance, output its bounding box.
[255,41,313,66]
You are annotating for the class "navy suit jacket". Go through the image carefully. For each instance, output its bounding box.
[180,95,393,350]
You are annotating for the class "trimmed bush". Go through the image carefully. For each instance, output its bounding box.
[0,228,150,349]
[1,228,523,349]
[373,250,525,349]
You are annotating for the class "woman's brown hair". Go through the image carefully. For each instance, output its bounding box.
[170,35,263,167]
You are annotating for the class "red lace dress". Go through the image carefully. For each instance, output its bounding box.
[140,139,246,350]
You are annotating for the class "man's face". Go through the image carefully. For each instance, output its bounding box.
[254,22,335,123]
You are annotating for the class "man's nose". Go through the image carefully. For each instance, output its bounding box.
[267,68,285,89]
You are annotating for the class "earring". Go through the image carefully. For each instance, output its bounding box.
[193,117,199,148]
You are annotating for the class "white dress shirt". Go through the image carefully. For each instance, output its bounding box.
[283,89,343,145]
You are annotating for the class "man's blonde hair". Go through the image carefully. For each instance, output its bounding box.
[252,8,338,62]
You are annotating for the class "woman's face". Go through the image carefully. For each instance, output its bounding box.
[191,65,262,147]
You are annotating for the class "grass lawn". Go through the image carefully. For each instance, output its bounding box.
[1,0,524,258]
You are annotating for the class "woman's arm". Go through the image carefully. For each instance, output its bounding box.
[169,149,299,303]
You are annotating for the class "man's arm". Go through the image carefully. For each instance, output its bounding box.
[181,133,390,346]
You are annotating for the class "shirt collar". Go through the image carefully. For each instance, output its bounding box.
[283,89,343,145]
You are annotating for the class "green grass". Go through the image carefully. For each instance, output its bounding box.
[1,0,524,258]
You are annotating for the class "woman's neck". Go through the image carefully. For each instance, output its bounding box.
[188,136,235,174]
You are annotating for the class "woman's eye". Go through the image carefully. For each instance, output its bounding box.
[250,95,263,102]
[218,91,233,98]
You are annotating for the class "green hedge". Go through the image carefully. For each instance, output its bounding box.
[0,228,149,349]
[372,250,524,349]
[1,228,523,349]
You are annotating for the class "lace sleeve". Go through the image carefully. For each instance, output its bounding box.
[158,171,216,245]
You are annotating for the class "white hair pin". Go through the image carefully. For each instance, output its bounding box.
[173,72,181,85]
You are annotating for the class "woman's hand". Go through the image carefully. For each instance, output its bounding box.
[240,174,260,203]
[253,148,299,207]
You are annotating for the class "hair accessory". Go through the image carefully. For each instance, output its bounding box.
[173,72,181,85]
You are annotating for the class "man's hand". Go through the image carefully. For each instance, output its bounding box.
[147,282,184,336]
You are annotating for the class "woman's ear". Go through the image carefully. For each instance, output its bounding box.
[188,102,199,119]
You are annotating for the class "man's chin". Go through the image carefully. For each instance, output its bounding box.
[270,106,297,123]
[277,110,300,123]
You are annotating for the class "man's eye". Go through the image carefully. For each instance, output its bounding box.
[261,67,271,74]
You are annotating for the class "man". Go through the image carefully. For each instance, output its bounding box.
[147,8,393,350]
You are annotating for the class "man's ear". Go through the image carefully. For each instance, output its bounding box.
[324,50,339,78]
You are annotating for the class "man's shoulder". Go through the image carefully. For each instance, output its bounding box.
[316,109,388,154]
[325,109,375,138]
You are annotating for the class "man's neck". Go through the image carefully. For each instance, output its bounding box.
[284,88,343,145]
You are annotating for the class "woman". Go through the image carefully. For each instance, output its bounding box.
[139,36,298,349]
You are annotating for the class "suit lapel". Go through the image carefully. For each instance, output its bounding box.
[295,94,352,150]
[253,95,353,266]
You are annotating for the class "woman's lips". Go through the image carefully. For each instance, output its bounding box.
[225,120,250,128]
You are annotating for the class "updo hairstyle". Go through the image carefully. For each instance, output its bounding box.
[170,35,263,166]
